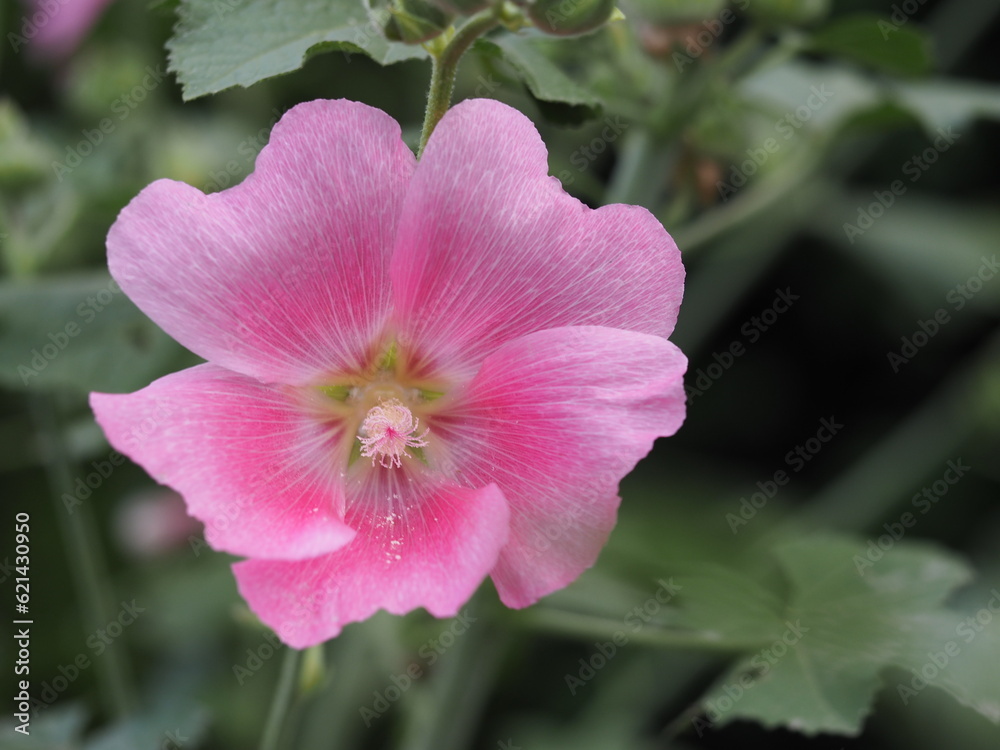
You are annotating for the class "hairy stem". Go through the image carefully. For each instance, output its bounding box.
[418,7,502,157]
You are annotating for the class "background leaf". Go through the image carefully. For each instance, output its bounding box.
[476,35,603,124]
[698,536,999,735]
[807,14,933,77]
[0,275,188,394]
[168,0,428,100]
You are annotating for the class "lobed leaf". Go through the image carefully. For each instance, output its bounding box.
[167,0,427,100]
[698,536,999,735]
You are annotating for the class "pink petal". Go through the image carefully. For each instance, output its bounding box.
[25,0,115,59]
[390,98,684,377]
[233,482,509,648]
[90,364,356,560]
[108,100,415,385]
[440,326,687,608]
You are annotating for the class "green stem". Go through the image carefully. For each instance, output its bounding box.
[397,615,506,750]
[712,27,764,81]
[520,607,762,652]
[296,632,371,750]
[417,7,502,158]
[604,127,673,209]
[259,647,301,750]
[31,395,134,719]
[671,150,825,254]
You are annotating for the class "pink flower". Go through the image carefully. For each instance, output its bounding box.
[24,0,116,60]
[91,99,687,648]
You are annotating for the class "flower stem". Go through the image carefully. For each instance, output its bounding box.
[259,647,301,750]
[521,606,761,652]
[398,609,506,750]
[31,394,135,719]
[605,127,673,209]
[417,7,502,158]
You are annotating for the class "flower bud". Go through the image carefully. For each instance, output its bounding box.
[370,0,455,44]
[428,0,493,15]
[527,0,616,36]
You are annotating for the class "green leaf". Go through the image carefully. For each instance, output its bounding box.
[698,535,1000,736]
[0,275,188,394]
[527,563,787,653]
[1,185,82,277]
[167,0,428,100]
[0,99,57,188]
[85,710,209,750]
[815,194,1000,314]
[807,13,933,76]
[740,61,1000,147]
[668,565,788,647]
[476,34,602,124]
[739,60,883,135]
[891,612,1000,724]
[891,79,1000,134]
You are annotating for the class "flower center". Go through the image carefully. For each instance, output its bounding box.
[357,398,429,469]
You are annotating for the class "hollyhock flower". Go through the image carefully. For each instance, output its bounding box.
[91,98,687,648]
[24,0,116,60]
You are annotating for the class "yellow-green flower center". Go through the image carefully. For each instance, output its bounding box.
[315,340,448,470]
